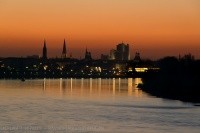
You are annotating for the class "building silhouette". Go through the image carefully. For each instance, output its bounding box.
[42,40,47,59]
[0,38,162,79]
[110,42,130,61]
[110,49,116,60]
[61,39,67,59]
[134,52,141,62]
[101,54,109,60]
[85,48,92,60]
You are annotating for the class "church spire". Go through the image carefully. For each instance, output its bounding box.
[61,39,67,59]
[85,47,92,60]
[42,39,47,59]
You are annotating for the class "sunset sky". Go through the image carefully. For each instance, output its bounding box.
[0,0,200,59]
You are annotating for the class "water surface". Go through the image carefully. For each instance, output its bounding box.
[0,78,199,133]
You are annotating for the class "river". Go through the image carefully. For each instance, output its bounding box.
[0,78,199,133]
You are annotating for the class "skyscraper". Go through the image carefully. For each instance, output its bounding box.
[42,40,47,59]
[61,39,67,59]
[116,42,130,60]
[110,49,116,60]
[110,42,130,61]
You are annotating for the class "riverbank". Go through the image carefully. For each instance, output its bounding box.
[139,80,200,103]
[139,56,200,103]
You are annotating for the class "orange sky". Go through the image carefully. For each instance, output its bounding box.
[0,0,200,59]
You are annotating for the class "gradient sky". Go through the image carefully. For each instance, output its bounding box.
[0,0,200,59]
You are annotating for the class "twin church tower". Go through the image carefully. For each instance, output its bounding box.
[42,39,67,59]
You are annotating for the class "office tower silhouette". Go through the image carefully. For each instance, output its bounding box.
[110,42,130,60]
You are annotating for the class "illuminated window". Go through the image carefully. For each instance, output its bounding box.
[135,68,148,72]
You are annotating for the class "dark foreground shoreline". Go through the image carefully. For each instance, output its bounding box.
[139,56,200,104]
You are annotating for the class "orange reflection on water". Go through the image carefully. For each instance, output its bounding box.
[42,78,147,99]
[0,78,148,100]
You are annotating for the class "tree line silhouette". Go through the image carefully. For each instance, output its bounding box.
[140,54,200,103]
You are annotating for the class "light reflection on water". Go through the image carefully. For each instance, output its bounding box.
[40,78,145,99]
[0,78,199,133]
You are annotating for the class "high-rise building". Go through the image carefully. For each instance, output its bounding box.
[110,49,116,60]
[110,42,130,61]
[61,39,67,59]
[42,40,47,59]
[116,42,130,60]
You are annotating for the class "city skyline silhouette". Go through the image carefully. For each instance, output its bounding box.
[0,0,200,59]
[0,38,199,60]
[1,1,200,132]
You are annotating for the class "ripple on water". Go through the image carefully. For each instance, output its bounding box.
[0,79,200,133]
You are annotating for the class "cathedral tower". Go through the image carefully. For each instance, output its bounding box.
[85,48,92,60]
[61,39,67,59]
[42,40,47,59]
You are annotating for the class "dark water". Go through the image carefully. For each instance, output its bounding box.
[0,78,199,133]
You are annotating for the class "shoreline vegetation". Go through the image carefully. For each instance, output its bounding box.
[139,55,200,103]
